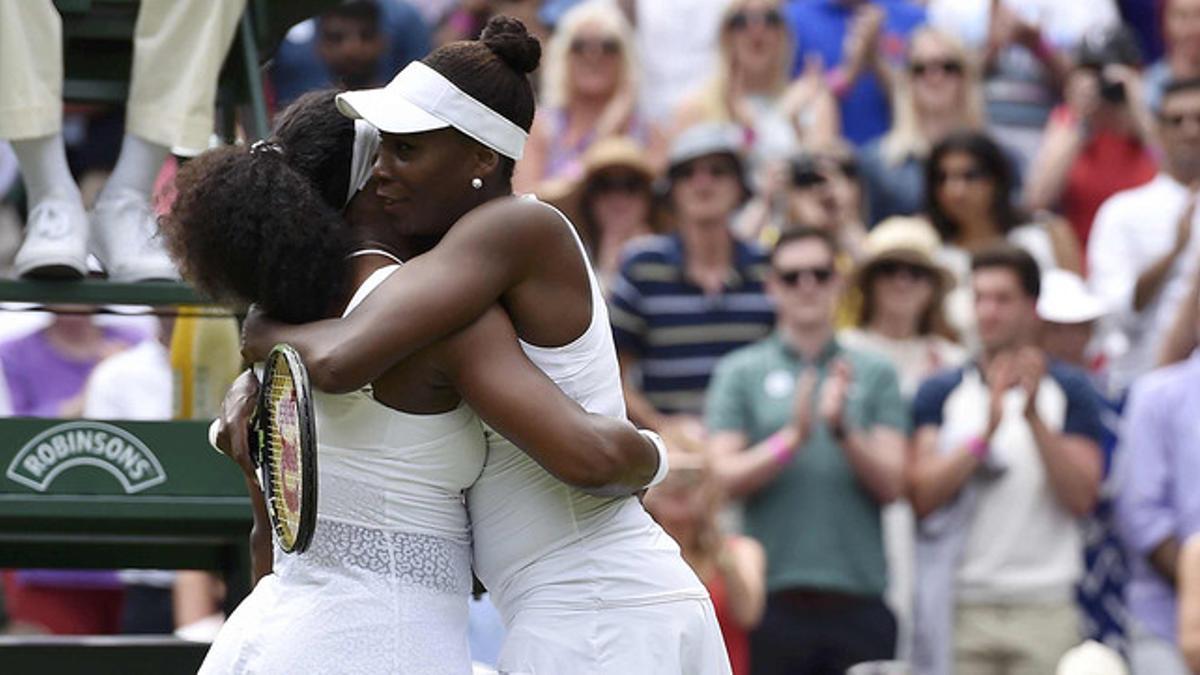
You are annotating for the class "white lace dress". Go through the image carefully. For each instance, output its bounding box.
[199,267,486,675]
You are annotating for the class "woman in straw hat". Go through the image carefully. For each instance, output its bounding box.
[839,217,966,662]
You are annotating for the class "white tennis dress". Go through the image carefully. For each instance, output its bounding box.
[470,201,732,674]
[199,267,486,675]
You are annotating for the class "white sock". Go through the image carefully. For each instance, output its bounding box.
[99,133,169,203]
[10,134,80,206]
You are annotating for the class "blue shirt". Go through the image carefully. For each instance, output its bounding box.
[1115,351,1200,642]
[785,0,926,145]
[609,234,775,416]
[269,0,431,109]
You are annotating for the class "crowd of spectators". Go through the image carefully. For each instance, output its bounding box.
[3,1,1200,674]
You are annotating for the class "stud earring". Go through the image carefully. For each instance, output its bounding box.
[471,177,483,190]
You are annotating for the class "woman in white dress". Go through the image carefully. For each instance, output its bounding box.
[239,17,731,675]
[165,95,665,673]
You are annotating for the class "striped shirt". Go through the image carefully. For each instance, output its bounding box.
[609,233,775,415]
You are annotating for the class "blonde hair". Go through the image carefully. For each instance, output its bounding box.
[880,26,985,166]
[539,2,640,133]
[692,0,795,122]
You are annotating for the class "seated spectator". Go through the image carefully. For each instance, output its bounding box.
[858,26,987,227]
[1144,0,1200,113]
[1115,323,1200,674]
[927,0,1121,164]
[927,130,1080,346]
[514,2,665,194]
[672,0,839,173]
[736,148,868,260]
[1037,270,1129,652]
[706,226,908,674]
[268,0,431,111]
[910,246,1104,675]
[1087,77,1200,394]
[784,0,926,145]
[840,216,966,661]
[571,136,662,290]
[842,216,964,399]
[1024,27,1158,252]
[3,0,245,280]
[643,431,766,675]
[610,122,774,433]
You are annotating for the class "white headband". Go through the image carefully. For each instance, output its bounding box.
[346,119,380,206]
[335,62,527,160]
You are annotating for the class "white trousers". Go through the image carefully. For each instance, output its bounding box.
[0,0,245,154]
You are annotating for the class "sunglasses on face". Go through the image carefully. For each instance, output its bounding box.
[935,166,989,185]
[672,160,737,181]
[728,8,784,30]
[874,260,932,280]
[774,265,835,287]
[590,173,647,194]
[909,59,964,78]
[570,37,621,56]
[1161,111,1200,130]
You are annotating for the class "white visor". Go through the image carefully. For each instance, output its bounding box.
[335,61,527,160]
[346,119,380,206]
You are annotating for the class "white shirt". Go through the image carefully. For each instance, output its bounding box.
[1087,173,1200,392]
[926,0,1118,50]
[83,340,172,421]
[634,0,726,124]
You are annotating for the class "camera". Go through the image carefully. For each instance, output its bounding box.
[1074,27,1141,106]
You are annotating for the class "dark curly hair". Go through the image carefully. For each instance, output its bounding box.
[161,145,352,323]
[423,16,540,181]
[272,89,355,210]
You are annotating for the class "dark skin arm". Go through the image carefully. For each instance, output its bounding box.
[222,315,659,497]
[1151,537,1183,588]
[241,198,583,394]
[434,307,658,496]
[215,372,274,583]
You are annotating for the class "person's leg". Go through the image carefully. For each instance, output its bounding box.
[92,0,245,281]
[0,0,88,278]
[1007,602,1081,675]
[751,595,824,675]
[828,597,897,673]
[954,603,1007,675]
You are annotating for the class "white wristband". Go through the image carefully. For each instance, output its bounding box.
[207,419,223,454]
[640,429,670,489]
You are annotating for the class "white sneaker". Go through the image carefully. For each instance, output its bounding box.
[90,188,179,282]
[13,197,90,279]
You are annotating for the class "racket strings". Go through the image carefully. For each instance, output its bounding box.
[264,367,303,547]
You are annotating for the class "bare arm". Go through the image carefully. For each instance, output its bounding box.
[440,308,658,496]
[1178,536,1200,672]
[837,426,906,504]
[511,115,550,195]
[718,536,767,630]
[710,426,805,499]
[1024,117,1086,213]
[1152,537,1183,588]
[1159,263,1200,367]
[1135,193,1195,312]
[908,426,984,519]
[1027,413,1102,516]
[241,199,559,393]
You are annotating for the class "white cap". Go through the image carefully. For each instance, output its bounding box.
[667,122,744,169]
[1055,640,1128,675]
[336,61,527,160]
[1038,269,1106,324]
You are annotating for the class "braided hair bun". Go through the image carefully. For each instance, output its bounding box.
[481,16,541,75]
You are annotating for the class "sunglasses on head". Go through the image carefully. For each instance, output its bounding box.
[909,59,964,78]
[774,265,835,287]
[728,8,784,30]
[570,37,621,56]
[874,260,932,280]
[590,173,647,194]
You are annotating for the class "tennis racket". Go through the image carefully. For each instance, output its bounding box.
[248,344,318,554]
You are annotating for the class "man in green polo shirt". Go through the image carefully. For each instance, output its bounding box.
[706,227,908,674]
